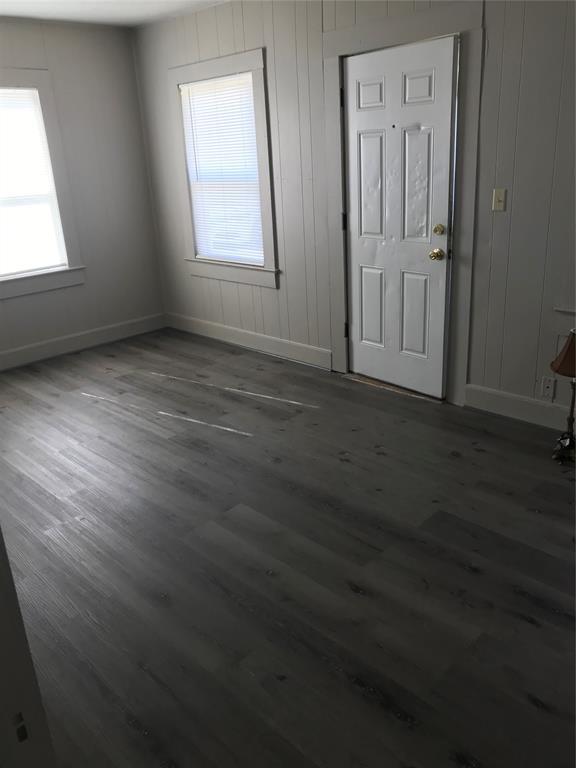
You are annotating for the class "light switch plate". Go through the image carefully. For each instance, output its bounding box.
[492,188,507,212]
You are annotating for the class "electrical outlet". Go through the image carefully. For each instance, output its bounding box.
[541,376,556,401]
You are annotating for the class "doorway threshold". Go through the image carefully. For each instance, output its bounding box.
[344,373,441,403]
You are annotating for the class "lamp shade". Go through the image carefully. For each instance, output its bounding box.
[550,329,576,378]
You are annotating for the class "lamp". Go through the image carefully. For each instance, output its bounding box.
[550,328,575,463]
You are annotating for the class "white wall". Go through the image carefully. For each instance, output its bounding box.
[0,18,164,370]
[320,0,575,429]
[135,1,333,367]
[0,4,570,427]
[467,0,575,428]
[135,0,574,428]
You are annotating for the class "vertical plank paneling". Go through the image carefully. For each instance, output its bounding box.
[430,0,454,10]
[241,0,267,336]
[335,0,356,29]
[499,1,566,397]
[171,15,210,320]
[260,0,286,340]
[169,10,207,324]
[534,1,574,404]
[467,0,575,412]
[307,0,332,348]
[483,0,525,390]
[242,0,264,49]
[197,6,219,60]
[322,1,336,32]
[214,1,244,328]
[221,282,242,328]
[388,1,415,16]
[239,289,257,331]
[135,0,571,420]
[467,0,506,386]
[216,2,237,55]
[264,1,289,340]
[133,1,352,356]
[192,9,222,322]
[273,0,309,344]
[355,1,388,24]
[224,2,257,331]
[181,12,200,63]
[206,279,225,324]
[232,0,245,50]
[254,286,266,334]
[296,0,320,347]
[110,0,575,423]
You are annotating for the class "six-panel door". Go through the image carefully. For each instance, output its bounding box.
[345,36,456,398]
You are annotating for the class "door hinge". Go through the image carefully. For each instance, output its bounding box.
[344,321,349,338]
[340,87,345,108]
[342,211,348,231]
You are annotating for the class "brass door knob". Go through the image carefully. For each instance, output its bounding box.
[429,248,445,261]
[433,223,446,235]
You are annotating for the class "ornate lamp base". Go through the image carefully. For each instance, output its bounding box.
[552,431,575,464]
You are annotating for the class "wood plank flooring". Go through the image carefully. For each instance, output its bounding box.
[0,329,573,768]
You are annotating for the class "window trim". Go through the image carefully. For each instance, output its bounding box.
[0,265,86,300]
[169,49,278,289]
[0,68,84,297]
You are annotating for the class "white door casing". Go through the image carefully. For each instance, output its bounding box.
[345,36,456,398]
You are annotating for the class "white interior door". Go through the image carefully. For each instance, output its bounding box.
[345,36,456,398]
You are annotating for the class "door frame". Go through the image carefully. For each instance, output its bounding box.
[323,1,484,406]
[344,34,460,399]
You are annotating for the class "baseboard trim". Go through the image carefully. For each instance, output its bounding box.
[465,384,568,431]
[167,313,332,369]
[1,314,568,430]
[0,313,166,372]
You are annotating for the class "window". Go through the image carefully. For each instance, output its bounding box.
[171,49,277,288]
[0,88,68,279]
[180,72,263,266]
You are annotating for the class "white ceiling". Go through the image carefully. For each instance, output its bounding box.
[0,0,225,26]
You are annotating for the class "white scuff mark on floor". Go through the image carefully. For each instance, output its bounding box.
[80,392,253,437]
[145,371,320,409]
[156,410,253,436]
[344,374,436,402]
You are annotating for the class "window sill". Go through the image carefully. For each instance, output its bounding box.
[186,258,279,289]
[0,266,86,300]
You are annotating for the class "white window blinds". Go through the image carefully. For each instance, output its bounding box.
[179,71,265,267]
[0,88,68,278]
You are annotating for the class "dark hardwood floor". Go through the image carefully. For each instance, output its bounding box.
[0,329,573,768]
